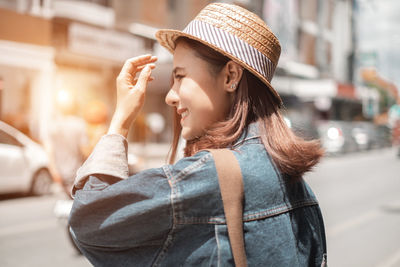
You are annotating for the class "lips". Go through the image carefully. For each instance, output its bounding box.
[177,108,189,122]
[181,110,189,119]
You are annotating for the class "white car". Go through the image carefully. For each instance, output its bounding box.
[0,121,53,195]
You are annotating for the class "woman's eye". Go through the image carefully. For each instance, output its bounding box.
[174,74,184,80]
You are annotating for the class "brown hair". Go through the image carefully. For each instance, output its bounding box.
[168,37,323,179]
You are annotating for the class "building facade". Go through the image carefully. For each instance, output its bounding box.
[0,0,365,159]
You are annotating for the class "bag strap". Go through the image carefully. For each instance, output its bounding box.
[208,149,247,267]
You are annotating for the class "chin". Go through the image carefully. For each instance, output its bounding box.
[181,131,193,141]
[181,127,202,141]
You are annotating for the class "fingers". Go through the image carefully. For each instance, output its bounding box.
[136,65,152,91]
[136,63,157,71]
[117,55,157,87]
[133,76,155,84]
[120,55,157,77]
[136,64,154,92]
[132,63,156,83]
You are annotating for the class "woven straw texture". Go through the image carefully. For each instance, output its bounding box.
[156,3,282,103]
[196,3,281,64]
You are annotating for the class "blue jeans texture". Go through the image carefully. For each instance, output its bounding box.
[69,124,327,266]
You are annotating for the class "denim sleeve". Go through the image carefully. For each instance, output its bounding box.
[71,134,130,196]
[69,134,172,250]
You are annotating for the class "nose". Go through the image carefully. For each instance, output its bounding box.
[165,88,179,107]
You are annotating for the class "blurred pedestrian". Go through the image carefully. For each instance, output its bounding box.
[69,3,327,266]
[44,93,89,198]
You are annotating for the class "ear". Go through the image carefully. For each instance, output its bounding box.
[223,61,243,93]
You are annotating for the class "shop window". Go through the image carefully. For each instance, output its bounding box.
[298,31,316,66]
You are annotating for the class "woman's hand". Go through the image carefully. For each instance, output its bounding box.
[108,55,157,137]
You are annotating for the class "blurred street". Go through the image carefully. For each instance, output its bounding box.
[0,192,90,267]
[306,147,400,267]
[0,148,398,267]
[0,0,399,266]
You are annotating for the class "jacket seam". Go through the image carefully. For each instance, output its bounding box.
[177,216,226,224]
[151,166,177,267]
[176,200,318,225]
[174,153,213,183]
[215,224,222,267]
[243,200,318,222]
[233,135,261,147]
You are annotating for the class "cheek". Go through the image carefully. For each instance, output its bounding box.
[180,80,214,114]
[181,80,230,131]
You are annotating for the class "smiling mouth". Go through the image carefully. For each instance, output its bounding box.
[177,108,189,122]
[181,110,189,120]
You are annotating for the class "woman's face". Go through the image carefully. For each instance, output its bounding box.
[165,42,232,140]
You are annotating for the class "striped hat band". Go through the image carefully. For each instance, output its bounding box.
[183,19,275,83]
[155,3,282,103]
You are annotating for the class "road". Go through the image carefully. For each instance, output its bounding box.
[0,147,399,267]
[305,147,400,267]
[0,192,90,267]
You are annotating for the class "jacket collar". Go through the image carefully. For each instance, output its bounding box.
[233,121,262,147]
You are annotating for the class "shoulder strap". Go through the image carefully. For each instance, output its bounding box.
[208,149,247,267]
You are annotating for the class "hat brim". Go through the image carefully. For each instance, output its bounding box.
[156,29,282,105]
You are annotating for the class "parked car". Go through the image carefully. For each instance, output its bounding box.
[317,120,359,155]
[316,120,392,155]
[0,121,53,195]
[350,122,370,151]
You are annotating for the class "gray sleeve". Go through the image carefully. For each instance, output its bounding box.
[72,134,129,196]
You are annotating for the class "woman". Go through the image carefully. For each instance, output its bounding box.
[69,3,327,266]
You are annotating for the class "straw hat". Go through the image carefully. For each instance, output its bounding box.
[156,2,282,104]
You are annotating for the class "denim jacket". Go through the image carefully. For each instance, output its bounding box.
[69,123,327,266]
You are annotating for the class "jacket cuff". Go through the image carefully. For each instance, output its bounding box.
[72,134,129,196]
